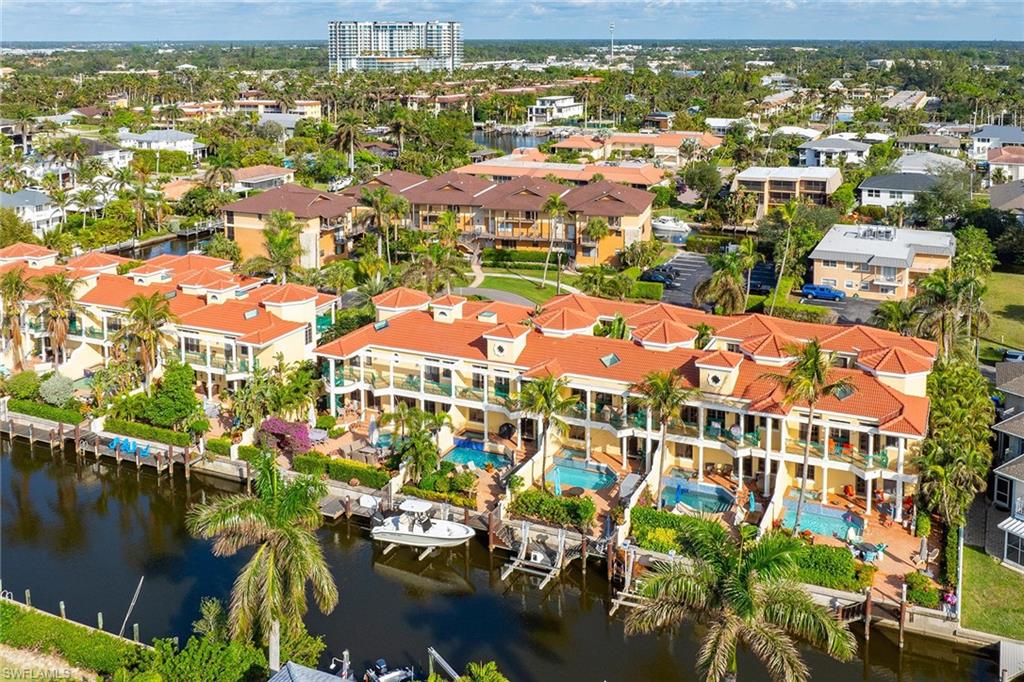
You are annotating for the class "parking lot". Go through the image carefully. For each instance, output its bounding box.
[658,252,712,306]
[799,296,880,324]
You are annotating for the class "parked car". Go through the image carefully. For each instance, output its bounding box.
[801,284,846,301]
[1003,349,1024,362]
[639,270,673,285]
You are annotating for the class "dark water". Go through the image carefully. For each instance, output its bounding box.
[114,235,208,261]
[0,440,997,681]
[472,130,548,153]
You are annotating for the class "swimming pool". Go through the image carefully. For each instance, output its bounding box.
[442,446,510,470]
[660,481,734,513]
[550,456,617,491]
[781,496,864,538]
[453,431,485,450]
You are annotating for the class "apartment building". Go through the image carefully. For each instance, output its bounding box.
[731,166,842,218]
[552,131,722,165]
[328,21,463,73]
[882,90,929,111]
[233,99,321,120]
[798,136,871,167]
[116,128,204,156]
[896,134,961,156]
[809,225,955,301]
[222,184,359,269]
[0,190,63,237]
[455,151,669,190]
[316,290,935,521]
[527,96,584,125]
[399,172,496,232]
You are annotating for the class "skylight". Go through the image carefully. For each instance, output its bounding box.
[374,320,389,332]
[601,353,620,368]
[164,291,177,299]
[243,309,258,320]
[835,385,854,401]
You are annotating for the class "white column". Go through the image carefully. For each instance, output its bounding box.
[389,361,395,411]
[895,439,906,522]
[867,432,875,468]
[179,336,185,362]
[865,476,873,516]
[698,405,705,439]
[620,435,627,469]
[645,408,652,466]
[483,407,490,446]
[821,462,828,501]
[585,389,592,461]
[698,445,705,481]
[764,418,774,491]
[419,362,425,396]
[329,358,337,417]
[780,418,788,458]
[823,424,831,459]
[482,372,489,405]
[737,451,744,486]
[206,370,212,399]
[204,340,211,366]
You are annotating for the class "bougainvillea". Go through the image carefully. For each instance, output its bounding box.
[257,417,312,458]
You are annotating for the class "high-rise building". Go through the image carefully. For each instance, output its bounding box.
[328,21,463,73]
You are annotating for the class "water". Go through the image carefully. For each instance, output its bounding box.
[659,481,733,513]
[472,130,548,153]
[442,446,510,470]
[551,456,616,491]
[0,440,998,681]
[783,496,864,539]
[113,234,207,261]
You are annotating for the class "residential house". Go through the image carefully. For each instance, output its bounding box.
[882,91,928,111]
[809,225,955,301]
[399,171,496,232]
[116,128,205,157]
[527,96,584,124]
[985,363,1024,570]
[798,136,871,167]
[316,290,935,527]
[230,165,295,193]
[0,189,63,237]
[705,117,751,137]
[896,134,961,156]
[731,166,842,218]
[893,151,966,175]
[988,146,1024,182]
[341,169,428,201]
[857,173,937,210]
[642,111,675,130]
[990,180,1024,223]
[552,131,721,166]
[455,151,669,190]
[969,125,1024,161]
[222,184,359,268]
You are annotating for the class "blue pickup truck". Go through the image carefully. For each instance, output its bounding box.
[801,284,846,301]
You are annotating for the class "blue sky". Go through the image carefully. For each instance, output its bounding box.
[3,1,1022,42]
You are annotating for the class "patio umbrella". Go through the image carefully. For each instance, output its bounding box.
[748,491,756,513]
[553,468,562,497]
[368,418,378,446]
[918,535,928,563]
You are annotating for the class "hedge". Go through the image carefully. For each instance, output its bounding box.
[509,488,596,529]
[481,261,548,271]
[237,445,261,463]
[943,527,959,586]
[763,277,835,324]
[401,486,476,509]
[105,418,190,447]
[905,571,940,608]
[8,399,83,425]
[482,248,548,263]
[686,233,735,254]
[293,452,390,489]
[630,280,664,300]
[0,601,147,676]
[206,437,232,457]
[795,545,876,592]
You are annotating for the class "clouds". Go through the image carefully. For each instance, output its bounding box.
[1,0,1022,42]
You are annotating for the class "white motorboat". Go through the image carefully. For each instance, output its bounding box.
[652,216,692,236]
[370,499,475,549]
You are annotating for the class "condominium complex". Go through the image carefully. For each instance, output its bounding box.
[328,21,463,73]
[316,290,935,522]
[731,166,842,218]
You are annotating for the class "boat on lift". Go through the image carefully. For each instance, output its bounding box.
[370,499,475,551]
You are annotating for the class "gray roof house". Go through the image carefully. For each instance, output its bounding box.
[990,180,1024,216]
[798,136,871,167]
[978,363,1024,571]
[267,662,342,682]
[809,224,955,269]
[858,173,939,209]
[893,151,965,175]
[970,124,1024,160]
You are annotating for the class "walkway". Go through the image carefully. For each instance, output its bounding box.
[453,287,535,307]
[468,260,485,287]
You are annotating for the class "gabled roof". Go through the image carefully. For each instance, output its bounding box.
[476,176,568,211]
[372,287,431,309]
[740,332,801,359]
[66,251,129,269]
[858,173,938,192]
[0,243,57,259]
[522,358,565,378]
[483,322,530,339]
[146,252,233,273]
[245,283,320,305]
[77,274,206,316]
[990,180,1024,212]
[534,307,596,332]
[632,319,697,346]
[342,170,427,198]
[231,164,292,182]
[562,181,655,217]
[176,299,305,345]
[696,349,743,369]
[996,361,1024,397]
[988,145,1024,165]
[431,294,467,307]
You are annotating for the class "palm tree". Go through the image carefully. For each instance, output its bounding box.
[380,401,416,440]
[0,269,35,371]
[421,409,453,449]
[359,187,406,267]
[434,210,460,248]
[540,193,569,287]
[631,371,701,509]
[112,292,179,388]
[332,109,363,172]
[913,267,976,361]
[388,107,416,153]
[74,187,99,229]
[626,518,856,682]
[693,322,714,350]
[402,247,464,295]
[203,155,237,191]
[509,376,578,491]
[768,200,799,316]
[737,237,763,310]
[582,216,610,246]
[57,136,89,169]
[760,340,854,533]
[0,166,31,192]
[241,210,303,284]
[186,452,338,644]
[321,261,356,295]
[458,661,510,682]
[160,103,183,128]
[37,272,82,365]
[694,252,746,315]
[868,299,917,335]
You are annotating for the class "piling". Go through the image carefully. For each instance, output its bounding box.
[59,601,65,618]
[97,612,103,630]
[463,507,469,525]
[581,536,588,574]
[344,497,353,519]
[184,448,191,480]
[24,589,30,607]
[606,539,615,581]
[28,423,34,443]
[74,424,80,452]
[245,461,252,494]
[864,589,873,640]
[487,511,495,552]
[133,623,139,642]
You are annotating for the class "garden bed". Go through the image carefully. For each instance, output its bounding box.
[292,452,390,489]
[7,399,84,425]
[509,489,596,530]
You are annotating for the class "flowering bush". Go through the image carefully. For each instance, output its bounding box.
[257,418,312,458]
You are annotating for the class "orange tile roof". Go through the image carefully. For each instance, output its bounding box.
[372,287,431,309]
[522,358,565,378]
[740,332,802,359]
[483,322,530,339]
[0,243,57,259]
[66,252,130,269]
[534,307,596,332]
[696,349,744,369]
[161,179,198,201]
[231,164,292,181]
[551,135,605,151]
[176,300,305,345]
[78,274,206,316]
[176,268,242,290]
[632,319,697,346]
[432,294,467,307]
[857,346,933,374]
[246,283,320,305]
[146,253,233,273]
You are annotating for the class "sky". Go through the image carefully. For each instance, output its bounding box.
[2,0,1022,43]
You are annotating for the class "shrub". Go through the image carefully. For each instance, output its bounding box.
[904,571,940,608]
[105,418,191,446]
[482,247,548,263]
[637,526,681,554]
[292,452,329,476]
[206,437,232,457]
[257,418,312,458]
[401,485,476,509]
[149,635,266,682]
[915,514,932,538]
[39,373,74,407]
[943,527,959,586]
[315,414,336,430]
[857,205,886,220]
[148,362,199,429]
[794,545,875,592]
[8,398,83,424]
[6,370,41,400]
[0,601,146,675]
[293,452,390,488]
[629,280,664,300]
[509,488,596,529]
[630,506,688,552]
[236,445,261,463]
[686,233,734,254]
[327,425,346,438]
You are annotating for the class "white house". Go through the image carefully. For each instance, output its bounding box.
[988,146,1024,182]
[857,173,938,209]
[798,136,871,167]
[705,117,751,137]
[116,127,203,156]
[527,96,584,125]
[893,151,965,175]
[83,138,134,170]
[0,189,63,236]
[969,125,1024,161]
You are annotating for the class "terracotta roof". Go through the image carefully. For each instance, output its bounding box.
[522,358,565,378]
[632,319,697,346]
[176,299,305,345]
[696,349,744,369]
[372,287,431,309]
[176,268,242,290]
[988,145,1024,165]
[231,164,292,181]
[399,171,496,207]
[161,179,198,201]
[857,346,933,374]
[483,322,530,339]
[624,302,716,328]
[431,294,467,307]
[562,181,655,218]
[66,252,129,269]
[476,176,569,212]
[247,283,321,305]
[740,333,802,359]
[222,183,356,219]
[146,253,233,274]
[78,274,206,316]
[0,243,56,259]
[455,160,668,189]
[551,135,605,151]
[534,307,596,332]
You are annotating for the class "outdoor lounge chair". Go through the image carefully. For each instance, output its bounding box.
[138,444,150,458]
[122,440,137,456]
[108,436,122,451]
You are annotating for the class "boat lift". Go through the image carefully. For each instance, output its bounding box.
[608,546,650,616]
[499,521,574,589]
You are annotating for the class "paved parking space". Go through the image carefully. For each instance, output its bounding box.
[658,252,712,306]
[800,296,881,324]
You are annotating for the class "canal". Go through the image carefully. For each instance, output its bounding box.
[0,441,997,681]
[472,130,549,153]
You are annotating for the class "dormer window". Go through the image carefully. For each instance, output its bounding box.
[495,344,506,356]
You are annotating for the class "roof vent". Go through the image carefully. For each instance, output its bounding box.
[835,384,854,401]
[601,353,621,368]
[243,309,258,320]
[478,311,497,322]
[164,290,177,299]
[374,320,389,332]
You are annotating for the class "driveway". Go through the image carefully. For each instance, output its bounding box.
[800,296,881,324]
[453,287,535,307]
[659,252,713,307]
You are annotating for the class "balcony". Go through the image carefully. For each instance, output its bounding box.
[27,319,45,333]
[316,314,333,333]
[85,327,105,340]
[488,386,511,404]
[424,380,453,397]
[184,351,208,365]
[458,386,484,401]
[327,366,360,387]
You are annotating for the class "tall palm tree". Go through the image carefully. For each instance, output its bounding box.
[203,155,237,191]
[760,340,854,533]
[868,299,917,335]
[540,193,569,287]
[74,187,99,229]
[694,252,746,315]
[631,370,701,509]
[380,401,416,440]
[626,518,856,682]
[112,291,179,388]
[160,103,183,128]
[582,217,610,246]
[913,267,976,361]
[388,107,416,153]
[332,109,363,172]
[0,166,31,192]
[241,210,303,284]
[401,246,464,295]
[509,376,578,491]
[321,261,356,295]
[737,237,763,310]
[186,452,338,644]
[359,187,406,267]
[0,269,35,371]
[435,210,460,248]
[768,200,799,317]
[37,272,82,366]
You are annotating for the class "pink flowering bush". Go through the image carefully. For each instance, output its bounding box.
[257,417,312,458]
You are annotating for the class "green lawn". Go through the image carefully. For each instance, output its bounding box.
[980,271,1024,365]
[961,545,1024,639]
[481,266,580,287]
[478,275,563,305]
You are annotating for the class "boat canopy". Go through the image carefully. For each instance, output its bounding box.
[399,499,433,514]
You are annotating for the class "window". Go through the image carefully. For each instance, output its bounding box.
[305,324,313,345]
[889,191,903,199]
[845,262,856,270]
[859,282,871,291]
[795,464,816,481]
[468,408,484,423]
[822,278,837,286]
[994,475,1012,511]
[726,343,740,353]
[845,280,854,288]
[1008,532,1024,568]
[866,189,881,198]
[184,338,200,354]
[822,260,837,268]
[472,373,485,390]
